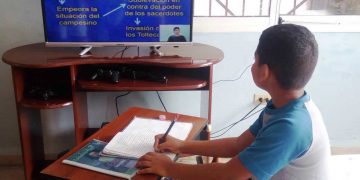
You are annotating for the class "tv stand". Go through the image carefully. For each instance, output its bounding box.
[149,46,164,56]
[2,42,223,180]
[79,46,93,57]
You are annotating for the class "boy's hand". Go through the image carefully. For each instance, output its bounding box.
[154,134,183,154]
[135,152,173,176]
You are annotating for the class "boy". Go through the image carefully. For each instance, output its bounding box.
[167,27,187,42]
[136,24,331,180]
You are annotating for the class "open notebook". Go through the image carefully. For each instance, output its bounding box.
[103,116,193,159]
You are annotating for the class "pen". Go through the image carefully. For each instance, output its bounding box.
[159,114,178,144]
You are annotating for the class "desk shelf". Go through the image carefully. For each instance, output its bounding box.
[20,97,73,109]
[77,75,207,91]
[13,67,73,109]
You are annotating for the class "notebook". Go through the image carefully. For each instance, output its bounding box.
[62,139,137,180]
[103,116,193,159]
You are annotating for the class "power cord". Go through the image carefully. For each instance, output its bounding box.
[120,46,129,58]
[114,91,167,116]
[111,46,129,59]
[156,91,168,112]
[212,64,252,85]
[115,92,131,116]
[210,100,266,138]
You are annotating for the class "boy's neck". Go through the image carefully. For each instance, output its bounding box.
[268,88,305,109]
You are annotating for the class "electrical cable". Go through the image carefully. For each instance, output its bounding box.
[211,106,264,136]
[111,46,129,59]
[210,101,264,138]
[115,92,131,116]
[156,91,168,112]
[120,46,129,58]
[212,64,252,85]
[210,107,265,138]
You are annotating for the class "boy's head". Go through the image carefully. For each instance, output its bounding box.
[173,27,181,36]
[253,24,318,90]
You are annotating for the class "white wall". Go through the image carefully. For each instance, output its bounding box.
[0,0,44,156]
[0,0,359,158]
[309,33,360,146]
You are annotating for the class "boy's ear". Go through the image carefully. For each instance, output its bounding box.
[263,64,270,79]
[258,63,270,83]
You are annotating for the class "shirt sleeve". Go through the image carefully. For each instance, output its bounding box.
[238,119,312,180]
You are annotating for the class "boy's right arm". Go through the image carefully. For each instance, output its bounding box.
[154,129,255,157]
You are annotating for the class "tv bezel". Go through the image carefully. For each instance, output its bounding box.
[41,0,194,47]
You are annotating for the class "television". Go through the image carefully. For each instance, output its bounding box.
[41,0,193,47]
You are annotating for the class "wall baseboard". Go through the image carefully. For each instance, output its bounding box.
[331,147,360,155]
[0,154,62,166]
[0,155,22,166]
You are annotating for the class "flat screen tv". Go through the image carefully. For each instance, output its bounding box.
[41,0,193,47]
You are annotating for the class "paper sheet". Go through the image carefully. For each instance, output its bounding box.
[103,117,193,159]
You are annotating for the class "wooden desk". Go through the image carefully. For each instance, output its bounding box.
[41,107,208,180]
[2,43,223,179]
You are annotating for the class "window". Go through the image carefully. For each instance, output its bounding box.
[193,0,360,32]
[193,0,275,32]
[280,0,360,15]
[194,0,271,17]
[279,0,360,32]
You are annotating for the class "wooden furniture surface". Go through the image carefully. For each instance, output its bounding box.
[3,43,222,68]
[2,43,223,180]
[41,107,208,180]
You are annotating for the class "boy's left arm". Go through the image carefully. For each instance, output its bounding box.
[136,152,252,180]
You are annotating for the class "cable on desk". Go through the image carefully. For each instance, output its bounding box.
[212,64,252,85]
[156,91,168,112]
[210,101,264,139]
[120,46,129,58]
[110,46,129,59]
[115,92,131,116]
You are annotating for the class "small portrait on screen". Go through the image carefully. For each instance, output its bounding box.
[159,25,190,42]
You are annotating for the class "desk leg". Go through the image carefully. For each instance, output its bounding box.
[200,65,216,163]
[72,92,88,144]
[17,107,44,180]
[200,90,211,138]
[200,65,213,140]
[70,66,89,144]
[12,67,45,179]
[200,90,210,119]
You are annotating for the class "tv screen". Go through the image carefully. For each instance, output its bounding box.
[41,0,193,46]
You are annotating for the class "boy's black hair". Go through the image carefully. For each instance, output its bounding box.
[173,27,180,31]
[256,24,318,90]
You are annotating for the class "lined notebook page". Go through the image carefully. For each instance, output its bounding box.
[103,117,193,159]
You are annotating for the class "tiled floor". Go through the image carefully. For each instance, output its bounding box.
[1,154,360,180]
[331,154,360,180]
